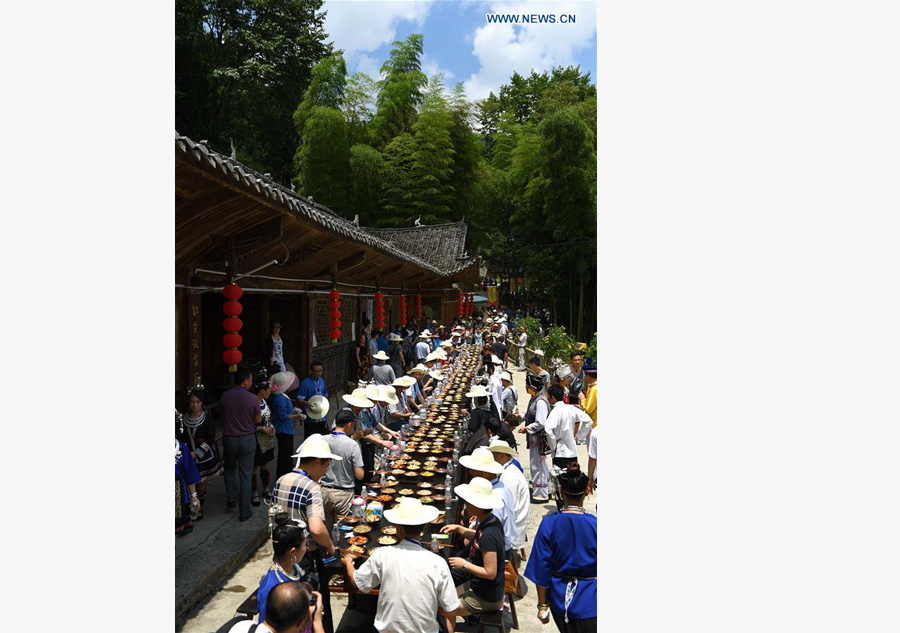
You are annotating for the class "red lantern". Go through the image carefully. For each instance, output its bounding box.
[223,284,243,367]
[223,316,243,332]
[223,348,243,365]
[329,288,342,343]
[223,333,243,349]
[222,283,243,301]
[223,300,243,317]
[374,292,385,329]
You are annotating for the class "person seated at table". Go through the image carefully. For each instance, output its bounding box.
[223,579,324,633]
[440,478,507,632]
[342,497,460,633]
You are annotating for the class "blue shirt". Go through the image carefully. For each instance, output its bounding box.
[524,511,597,621]
[256,563,304,625]
[297,377,327,415]
[376,335,389,352]
[271,393,294,435]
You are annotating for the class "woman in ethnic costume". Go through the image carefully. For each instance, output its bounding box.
[176,386,222,512]
[175,436,202,536]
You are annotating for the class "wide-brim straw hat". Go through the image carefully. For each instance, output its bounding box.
[269,371,298,395]
[434,348,448,360]
[425,351,441,362]
[373,350,390,361]
[454,477,502,510]
[465,384,491,399]
[459,447,504,475]
[383,496,440,525]
[487,437,517,457]
[500,371,513,383]
[420,330,432,338]
[365,384,386,402]
[428,370,444,381]
[392,376,417,388]
[379,385,399,405]
[440,340,454,348]
[408,364,427,375]
[386,332,402,341]
[306,395,330,420]
[342,388,375,408]
[292,435,342,461]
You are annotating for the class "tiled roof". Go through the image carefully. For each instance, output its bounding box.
[362,222,477,274]
[176,133,478,277]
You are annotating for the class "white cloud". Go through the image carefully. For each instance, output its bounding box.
[422,53,455,82]
[324,0,436,60]
[464,1,597,100]
[356,53,382,79]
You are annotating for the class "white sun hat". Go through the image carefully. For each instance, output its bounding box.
[465,384,491,399]
[306,395,330,420]
[428,370,444,381]
[270,371,298,395]
[454,477,502,510]
[342,388,375,409]
[379,384,399,405]
[420,330,432,337]
[383,496,440,525]
[490,355,503,365]
[292,435,343,461]
[392,375,417,388]
[386,332,402,342]
[373,350,390,361]
[408,364,427,375]
[440,340,454,348]
[500,371,513,383]
[486,437,517,457]
[459,447,504,475]
[425,351,441,362]
[366,384,387,402]
[434,348,448,360]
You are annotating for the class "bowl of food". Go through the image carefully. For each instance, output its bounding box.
[353,525,373,534]
[377,535,398,546]
[348,535,369,545]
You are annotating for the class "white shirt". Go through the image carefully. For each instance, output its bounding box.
[518,332,527,346]
[414,341,430,361]
[525,397,550,433]
[588,430,598,484]
[489,371,504,417]
[498,323,509,338]
[501,385,518,416]
[500,460,530,549]
[230,621,275,633]
[354,539,460,633]
[491,478,518,550]
[544,401,580,459]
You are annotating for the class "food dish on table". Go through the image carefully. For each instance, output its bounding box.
[353,525,373,533]
[378,536,398,545]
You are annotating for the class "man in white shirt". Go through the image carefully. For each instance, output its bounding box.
[459,447,518,555]
[342,498,459,633]
[487,356,505,420]
[487,439,530,568]
[543,384,580,471]
[517,326,527,370]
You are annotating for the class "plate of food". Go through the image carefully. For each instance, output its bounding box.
[416,489,430,496]
[348,535,369,545]
[353,525,373,534]
[398,488,415,495]
[418,482,433,488]
[376,495,393,503]
[381,526,398,535]
[420,496,434,504]
[346,545,367,557]
[421,471,435,478]
[340,515,361,524]
[365,515,381,524]
[377,536,398,545]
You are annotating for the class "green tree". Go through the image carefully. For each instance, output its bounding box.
[446,82,481,220]
[348,144,384,226]
[371,34,427,147]
[293,53,347,138]
[379,133,419,226]
[175,0,331,182]
[293,106,349,215]
[343,72,378,146]
[408,75,456,223]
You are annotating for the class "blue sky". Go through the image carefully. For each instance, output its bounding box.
[323,0,597,101]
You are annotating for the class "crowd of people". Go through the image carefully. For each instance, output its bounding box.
[178,306,597,633]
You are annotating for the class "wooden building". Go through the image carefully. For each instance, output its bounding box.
[175,134,480,405]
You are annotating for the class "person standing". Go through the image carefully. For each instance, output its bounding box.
[252,378,277,506]
[524,470,597,633]
[386,332,405,377]
[544,385,581,473]
[526,356,551,398]
[219,369,262,521]
[517,326,528,371]
[264,322,286,373]
[175,438,202,536]
[500,371,518,418]
[272,436,342,633]
[177,388,222,509]
[488,438,530,567]
[578,365,597,445]
[319,409,365,535]
[517,374,552,502]
[297,362,329,439]
[270,371,304,479]
[342,498,460,633]
[369,351,396,385]
[414,331,431,365]
[565,351,587,405]
[490,335,509,369]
